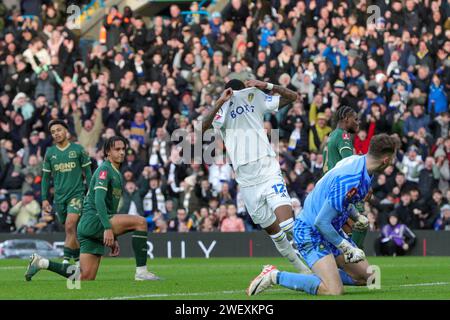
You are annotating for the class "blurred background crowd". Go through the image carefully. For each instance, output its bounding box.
[0,0,449,237]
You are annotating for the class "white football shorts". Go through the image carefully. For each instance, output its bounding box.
[237,157,292,228]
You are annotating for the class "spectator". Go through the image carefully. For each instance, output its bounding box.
[308,113,331,152]
[397,145,423,185]
[208,158,232,193]
[168,208,194,232]
[428,74,448,115]
[394,191,415,228]
[418,157,440,200]
[403,104,431,140]
[119,181,146,216]
[376,212,416,256]
[9,191,40,230]
[142,174,166,217]
[434,204,450,231]
[121,148,145,178]
[434,140,450,194]
[0,199,15,232]
[220,204,245,232]
[72,99,105,153]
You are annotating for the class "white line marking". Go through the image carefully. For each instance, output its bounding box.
[399,282,450,287]
[0,266,23,270]
[98,282,450,300]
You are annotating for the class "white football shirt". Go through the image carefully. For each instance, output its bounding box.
[212,87,281,186]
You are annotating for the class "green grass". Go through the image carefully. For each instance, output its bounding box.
[0,257,449,300]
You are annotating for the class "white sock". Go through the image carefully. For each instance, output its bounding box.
[38,258,49,269]
[270,270,279,284]
[136,266,147,274]
[270,230,310,273]
[279,218,295,238]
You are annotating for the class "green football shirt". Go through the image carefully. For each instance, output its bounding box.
[323,127,354,173]
[42,143,91,203]
[82,160,123,229]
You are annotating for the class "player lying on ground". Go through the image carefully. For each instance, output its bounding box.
[41,120,92,265]
[202,79,310,274]
[323,106,370,249]
[247,134,399,296]
[26,136,160,281]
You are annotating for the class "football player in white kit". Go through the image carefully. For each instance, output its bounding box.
[202,79,310,275]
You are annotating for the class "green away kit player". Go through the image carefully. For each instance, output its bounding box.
[322,106,369,248]
[41,120,92,264]
[26,136,160,281]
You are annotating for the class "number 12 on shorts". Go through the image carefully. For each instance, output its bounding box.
[271,183,286,194]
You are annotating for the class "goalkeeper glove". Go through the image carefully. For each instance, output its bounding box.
[337,239,366,264]
[353,214,369,231]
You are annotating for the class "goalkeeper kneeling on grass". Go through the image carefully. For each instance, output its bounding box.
[247,134,399,296]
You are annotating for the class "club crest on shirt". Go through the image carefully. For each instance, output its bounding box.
[69,151,77,158]
[248,93,254,102]
[99,170,108,180]
[342,132,350,140]
[214,113,222,121]
[346,187,358,200]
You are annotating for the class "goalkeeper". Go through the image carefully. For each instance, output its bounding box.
[247,134,399,296]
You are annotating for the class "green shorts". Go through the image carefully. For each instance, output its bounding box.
[77,213,105,256]
[54,196,83,224]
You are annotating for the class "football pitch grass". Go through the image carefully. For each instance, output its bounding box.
[0,257,449,300]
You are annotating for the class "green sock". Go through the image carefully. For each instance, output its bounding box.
[63,247,72,261]
[351,229,368,249]
[73,248,80,262]
[132,231,148,267]
[48,261,77,279]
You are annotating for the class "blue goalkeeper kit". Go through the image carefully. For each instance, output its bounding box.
[293,155,373,268]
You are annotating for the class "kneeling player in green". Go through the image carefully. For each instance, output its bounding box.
[26,136,160,281]
[322,106,369,248]
[41,120,92,265]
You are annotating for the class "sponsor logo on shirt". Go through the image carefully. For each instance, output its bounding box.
[53,162,76,172]
[99,170,108,180]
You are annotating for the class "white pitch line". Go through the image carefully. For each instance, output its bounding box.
[0,266,24,270]
[98,282,450,300]
[399,282,450,287]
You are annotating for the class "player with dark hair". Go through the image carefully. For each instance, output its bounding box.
[323,105,369,249]
[248,134,400,296]
[202,78,311,274]
[26,136,160,281]
[323,106,359,173]
[41,119,92,265]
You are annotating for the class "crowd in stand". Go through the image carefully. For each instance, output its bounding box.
[0,0,449,235]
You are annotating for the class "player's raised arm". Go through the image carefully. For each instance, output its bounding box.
[245,79,298,109]
[201,87,233,133]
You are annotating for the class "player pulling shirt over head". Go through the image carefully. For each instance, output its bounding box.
[202,79,310,274]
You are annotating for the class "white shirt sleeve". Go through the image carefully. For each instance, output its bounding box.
[256,89,280,113]
[212,100,230,130]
